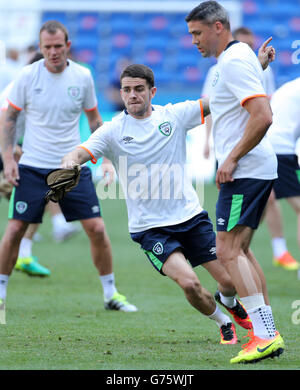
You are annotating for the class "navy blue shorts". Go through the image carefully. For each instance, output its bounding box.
[130,211,217,275]
[216,178,274,232]
[273,154,300,199]
[8,164,101,223]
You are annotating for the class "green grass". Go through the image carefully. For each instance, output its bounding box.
[0,183,299,370]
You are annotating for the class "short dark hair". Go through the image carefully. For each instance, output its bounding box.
[39,20,69,43]
[120,64,155,88]
[185,1,230,30]
[233,27,253,39]
[28,52,44,64]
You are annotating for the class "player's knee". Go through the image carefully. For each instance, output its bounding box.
[5,220,28,243]
[216,245,238,266]
[179,276,201,296]
[85,219,106,240]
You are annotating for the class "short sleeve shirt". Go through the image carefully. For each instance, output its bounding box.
[209,42,277,180]
[81,100,205,233]
[7,59,97,168]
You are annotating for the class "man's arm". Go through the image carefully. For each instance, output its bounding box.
[85,107,115,185]
[215,96,272,189]
[1,104,21,185]
[61,146,91,169]
[85,107,103,133]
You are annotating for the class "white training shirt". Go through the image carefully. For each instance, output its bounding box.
[81,100,205,233]
[7,59,97,168]
[267,77,300,154]
[209,41,277,180]
[202,63,275,98]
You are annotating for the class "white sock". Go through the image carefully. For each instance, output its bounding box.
[247,305,276,339]
[52,213,68,231]
[0,275,9,300]
[265,305,277,334]
[240,294,275,339]
[272,237,287,258]
[18,238,33,258]
[99,273,117,300]
[219,292,237,308]
[207,305,231,328]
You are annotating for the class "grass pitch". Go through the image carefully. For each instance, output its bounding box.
[0,183,299,371]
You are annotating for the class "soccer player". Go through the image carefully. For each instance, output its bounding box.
[264,77,300,271]
[202,26,276,161]
[0,21,137,323]
[61,63,258,346]
[186,1,284,363]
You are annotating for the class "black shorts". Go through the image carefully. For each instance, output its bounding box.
[216,178,274,231]
[273,154,300,199]
[130,211,217,275]
[8,164,101,223]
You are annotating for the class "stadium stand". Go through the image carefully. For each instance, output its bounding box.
[41,0,300,109]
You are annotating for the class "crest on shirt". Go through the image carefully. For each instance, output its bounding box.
[153,242,164,256]
[212,71,219,87]
[68,86,80,99]
[158,121,172,136]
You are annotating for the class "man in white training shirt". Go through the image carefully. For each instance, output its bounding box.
[0,21,137,323]
[264,78,300,271]
[202,26,276,160]
[61,64,257,346]
[0,52,80,277]
[186,1,284,364]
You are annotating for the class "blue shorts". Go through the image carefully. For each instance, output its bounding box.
[130,211,217,275]
[273,154,300,199]
[216,178,274,231]
[8,164,101,223]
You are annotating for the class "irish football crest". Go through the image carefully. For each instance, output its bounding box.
[158,122,172,136]
[68,86,80,99]
[16,201,28,214]
[152,242,164,255]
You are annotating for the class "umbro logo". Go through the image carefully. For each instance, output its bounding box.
[122,136,134,144]
[209,247,216,255]
[92,205,100,213]
[217,218,225,225]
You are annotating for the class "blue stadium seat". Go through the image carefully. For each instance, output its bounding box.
[41,3,300,100]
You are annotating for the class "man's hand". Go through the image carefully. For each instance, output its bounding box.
[215,158,237,190]
[258,37,276,70]
[101,157,115,187]
[61,159,78,169]
[3,158,19,186]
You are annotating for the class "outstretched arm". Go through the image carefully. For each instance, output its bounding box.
[61,147,91,169]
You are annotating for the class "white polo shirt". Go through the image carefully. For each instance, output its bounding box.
[81,100,205,233]
[209,41,277,180]
[7,59,97,168]
[267,77,300,154]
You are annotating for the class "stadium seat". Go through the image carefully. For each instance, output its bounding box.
[40,3,300,100]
